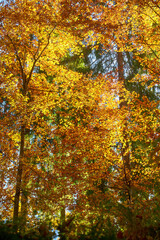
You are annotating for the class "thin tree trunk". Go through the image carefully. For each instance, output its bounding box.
[117,51,132,205]
[20,188,28,233]
[60,207,65,226]
[59,207,66,240]
[13,76,28,231]
[13,125,25,231]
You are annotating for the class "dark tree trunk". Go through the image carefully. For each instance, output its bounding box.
[13,125,25,230]
[117,51,132,205]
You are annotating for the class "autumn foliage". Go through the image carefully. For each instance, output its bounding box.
[0,0,160,239]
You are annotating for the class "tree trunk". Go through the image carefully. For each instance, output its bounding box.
[117,51,132,205]
[59,207,66,240]
[20,188,28,233]
[13,125,25,231]
[13,76,28,231]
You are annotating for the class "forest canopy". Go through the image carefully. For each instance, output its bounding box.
[0,0,160,239]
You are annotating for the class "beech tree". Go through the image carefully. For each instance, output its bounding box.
[0,0,159,239]
[0,0,95,230]
[61,1,160,238]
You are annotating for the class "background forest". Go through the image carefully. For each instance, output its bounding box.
[0,0,160,239]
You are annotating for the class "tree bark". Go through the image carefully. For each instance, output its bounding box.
[13,125,25,230]
[117,51,132,205]
[13,75,28,231]
[20,188,28,233]
[59,207,66,240]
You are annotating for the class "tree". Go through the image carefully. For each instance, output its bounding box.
[0,0,159,238]
[63,0,160,237]
[0,0,91,231]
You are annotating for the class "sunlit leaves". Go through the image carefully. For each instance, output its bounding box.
[0,0,160,238]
